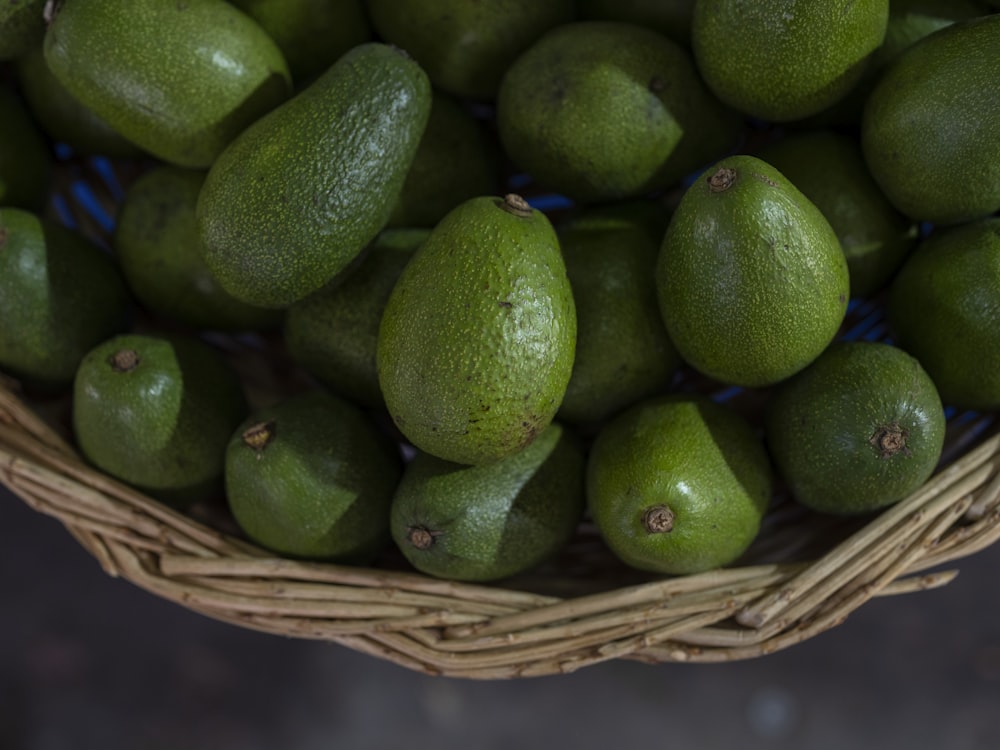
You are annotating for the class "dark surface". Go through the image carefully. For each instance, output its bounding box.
[3,483,1000,749]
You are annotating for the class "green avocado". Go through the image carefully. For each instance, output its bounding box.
[72,334,248,507]
[656,155,849,388]
[196,43,431,308]
[862,14,1000,224]
[0,0,45,60]
[0,86,51,212]
[378,194,577,466]
[0,208,130,392]
[43,0,292,168]
[577,0,696,49]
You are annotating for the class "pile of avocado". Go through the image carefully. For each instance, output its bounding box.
[2,0,999,584]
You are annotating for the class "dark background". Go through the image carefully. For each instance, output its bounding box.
[3,483,1000,750]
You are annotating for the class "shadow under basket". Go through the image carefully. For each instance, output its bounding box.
[2,153,1000,680]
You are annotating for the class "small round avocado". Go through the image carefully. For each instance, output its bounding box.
[225,390,402,563]
[390,422,584,582]
[765,341,946,516]
[587,394,772,576]
[0,87,52,212]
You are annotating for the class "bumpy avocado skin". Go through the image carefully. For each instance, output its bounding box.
[0,87,51,212]
[862,15,1000,224]
[43,0,292,168]
[196,43,431,309]
[378,196,577,466]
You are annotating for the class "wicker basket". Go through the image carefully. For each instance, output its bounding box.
[3,151,1000,680]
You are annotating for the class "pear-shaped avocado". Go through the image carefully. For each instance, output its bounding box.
[557,208,680,427]
[284,228,429,409]
[692,0,889,122]
[15,45,142,158]
[497,21,740,203]
[229,0,372,86]
[197,43,431,309]
[43,0,292,168]
[0,0,45,60]
[225,390,402,563]
[756,130,918,298]
[378,194,577,466]
[114,166,283,333]
[862,15,1000,224]
[0,208,130,392]
[657,155,849,388]
[366,0,575,100]
[765,341,946,516]
[72,334,248,507]
[587,394,772,575]
[390,422,584,582]
[886,218,1000,411]
[0,87,51,212]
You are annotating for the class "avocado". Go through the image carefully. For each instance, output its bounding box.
[557,208,681,427]
[656,155,849,388]
[0,207,130,392]
[577,0,696,49]
[388,92,502,229]
[72,334,248,507]
[284,228,429,409]
[497,21,740,203]
[0,0,45,60]
[766,341,945,516]
[587,394,772,575]
[196,43,431,308]
[390,422,584,582]
[862,15,1000,224]
[114,165,283,333]
[378,194,577,466]
[365,0,575,100]
[0,86,51,212]
[15,45,142,158]
[692,0,889,122]
[228,0,371,86]
[756,130,918,298]
[886,218,1000,411]
[225,390,402,563]
[43,0,292,168]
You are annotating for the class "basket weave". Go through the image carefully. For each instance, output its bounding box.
[3,155,1000,679]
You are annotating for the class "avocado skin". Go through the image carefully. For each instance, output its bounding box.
[765,341,946,516]
[72,334,248,508]
[0,87,51,212]
[578,0,696,49]
[0,208,130,392]
[862,15,1000,224]
[390,423,584,582]
[0,0,45,60]
[378,196,577,466]
[43,0,292,168]
[196,43,431,309]
[656,154,849,388]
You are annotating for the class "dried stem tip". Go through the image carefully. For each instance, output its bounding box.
[109,349,140,373]
[242,421,276,455]
[501,193,533,217]
[708,167,737,193]
[643,504,675,534]
[870,422,910,459]
[407,526,437,550]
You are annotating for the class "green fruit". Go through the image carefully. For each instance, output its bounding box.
[378,194,576,466]
[388,92,501,229]
[587,394,772,576]
[225,390,402,562]
[0,0,45,60]
[692,0,889,122]
[656,155,850,388]
[366,0,575,100]
[114,166,283,333]
[72,334,248,507]
[197,43,431,308]
[886,218,1000,411]
[284,228,430,408]
[0,208,130,391]
[15,45,141,158]
[43,0,292,168]
[497,21,740,203]
[862,15,1000,224]
[229,0,372,85]
[390,423,584,582]
[766,341,946,516]
[0,87,51,211]
[756,130,917,298]
[578,0,696,49]
[557,210,681,427]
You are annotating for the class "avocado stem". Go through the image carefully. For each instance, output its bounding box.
[501,193,533,218]
[870,422,911,459]
[643,504,675,534]
[407,526,437,550]
[708,167,737,193]
[109,349,140,373]
[242,420,276,457]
